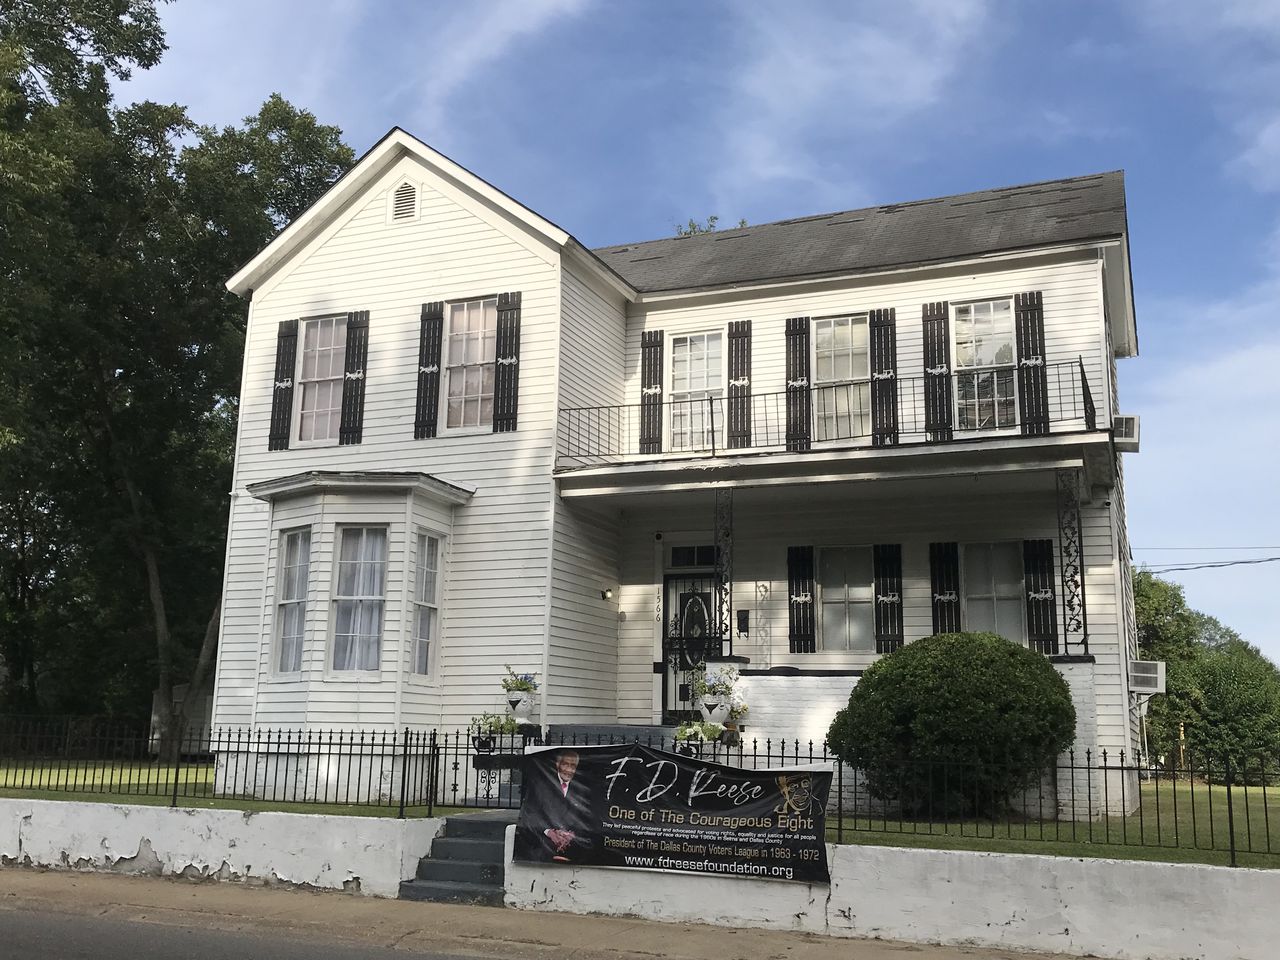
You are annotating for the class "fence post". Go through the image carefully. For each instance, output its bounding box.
[1225,756,1238,867]
[169,725,182,809]
[427,729,437,818]
[398,728,410,819]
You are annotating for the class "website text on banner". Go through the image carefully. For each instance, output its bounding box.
[513,742,832,884]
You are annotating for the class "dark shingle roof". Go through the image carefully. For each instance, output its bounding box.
[592,171,1127,294]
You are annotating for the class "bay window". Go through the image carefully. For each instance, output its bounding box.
[412,532,441,676]
[276,528,311,673]
[333,526,387,672]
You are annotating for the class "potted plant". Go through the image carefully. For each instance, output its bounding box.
[501,665,539,721]
[674,720,725,757]
[693,667,741,725]
[470,712,518,753]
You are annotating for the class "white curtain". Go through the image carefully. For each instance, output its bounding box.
[333,528,387,671]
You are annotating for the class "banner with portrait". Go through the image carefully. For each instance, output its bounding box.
[513,742,831,884]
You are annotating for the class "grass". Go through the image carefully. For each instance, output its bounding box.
[827,781,1280,869]
[0,760,470,818]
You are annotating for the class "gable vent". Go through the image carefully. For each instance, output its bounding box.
[391,181,418,222]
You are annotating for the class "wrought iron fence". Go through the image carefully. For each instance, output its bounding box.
[1,717,1275,865]
[556,359,1097,467]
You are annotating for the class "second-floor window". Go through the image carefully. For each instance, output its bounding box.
[962,541,1024,641]
[446,297,497,429]
[954,299,1016,430]
[297,315,347,443]
[819,546,874,651]
[670,332,722,450]
[813,315,870,441]
[276,528,311,673]
[333,526,387,671]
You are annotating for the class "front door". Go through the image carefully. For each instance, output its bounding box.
[661,572,722,723]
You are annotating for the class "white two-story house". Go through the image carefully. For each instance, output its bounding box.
[215,128,1141,766]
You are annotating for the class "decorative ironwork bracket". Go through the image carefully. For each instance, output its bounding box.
[1056,467,1089,653]
[714,489,734,656]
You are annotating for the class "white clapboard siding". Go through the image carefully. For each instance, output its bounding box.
[215,153,561,731]
[620,251,1109,436]
[614,481,1130,752]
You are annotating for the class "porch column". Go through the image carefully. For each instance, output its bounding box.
[714,488,733,655]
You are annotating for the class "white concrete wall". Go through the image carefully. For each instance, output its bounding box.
[506,827,1280,960]
[0,799,443,899]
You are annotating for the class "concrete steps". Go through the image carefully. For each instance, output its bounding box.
[398,810,517,907]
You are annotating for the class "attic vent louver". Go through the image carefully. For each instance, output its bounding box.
[392,181,417,221]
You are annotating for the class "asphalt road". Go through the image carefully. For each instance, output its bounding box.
[0,908,475,960]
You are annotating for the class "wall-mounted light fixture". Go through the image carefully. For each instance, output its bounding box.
[601,588,614,601]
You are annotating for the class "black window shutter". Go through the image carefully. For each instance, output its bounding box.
[639,330,664,454]
[493,292,521,433]
[338,310,369,446]
[869,308,898,447]
[727,320,752,449]
[1023,539,1058,654]
[929,541,961,634]
[787,545,816,653]
[784,316,811,453]
[268,319,299,451]
[873,544,904,654]
[414,301,444,440]
[1015,291,1050,436]
[922,302,953,442]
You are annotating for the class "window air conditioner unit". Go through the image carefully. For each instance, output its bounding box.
[1114,414,1140,453]
[1130,660,1166,695]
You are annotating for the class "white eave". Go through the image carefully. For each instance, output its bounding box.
[225,127,636,302]
[247,470,476,505]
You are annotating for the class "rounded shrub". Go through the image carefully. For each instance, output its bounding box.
[827,632,1076,817]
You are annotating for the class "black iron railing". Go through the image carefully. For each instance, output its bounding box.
[2,717,1275,865]
[556,360,1098,468]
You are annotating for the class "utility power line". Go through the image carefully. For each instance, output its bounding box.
[1141,556,1280,573]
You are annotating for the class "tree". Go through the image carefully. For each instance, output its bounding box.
[1134,571,1280,773]
[827,632,1075,816]
[675,215,748,236]
[0,1,354,738]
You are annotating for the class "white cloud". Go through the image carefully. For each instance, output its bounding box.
[705,0,991,215]
[393,0,592,145]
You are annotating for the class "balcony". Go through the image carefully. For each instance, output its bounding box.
[556,359,1097,471]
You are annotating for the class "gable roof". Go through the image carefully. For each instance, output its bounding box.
[226,127,635,299]
[592,171,1128,294]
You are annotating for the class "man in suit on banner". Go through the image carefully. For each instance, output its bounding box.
[516,749,596,863]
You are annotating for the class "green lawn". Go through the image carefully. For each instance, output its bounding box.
[828,781,1280,868]
[0,761,472,818]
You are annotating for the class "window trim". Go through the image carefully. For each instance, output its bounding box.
[816,544,876,653]
[291,312,348,449]
[328,524,390,676]
[408,528,446,680]
[810,312,871,443]
[949,297,1020,433]
[666,327,727,452]
[958,540,1027,644]
[442,294,500,432]
[273,526,312,677]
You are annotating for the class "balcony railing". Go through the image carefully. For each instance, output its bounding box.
[557,359,1098,469]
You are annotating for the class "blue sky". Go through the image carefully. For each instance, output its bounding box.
[120,1,1280,661]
